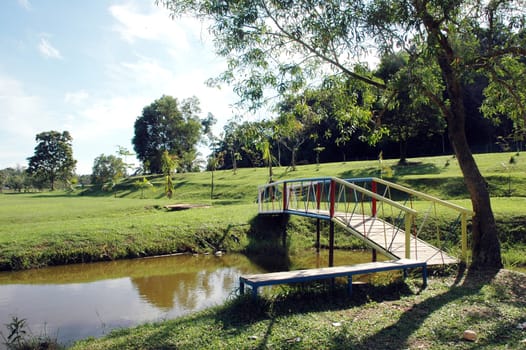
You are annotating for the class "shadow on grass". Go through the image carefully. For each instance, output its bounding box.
[338,167,381,179]
[213,266,516,349]
[391,162,442,176]
[212,278,420,349]
[338,162,442,180]
[326,267,506,349]
[402,177,469,198]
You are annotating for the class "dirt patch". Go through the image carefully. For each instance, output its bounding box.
[164,203,211,211]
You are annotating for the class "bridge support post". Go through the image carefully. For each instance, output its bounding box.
[316,218,321,253]
[405,214,414,259]
[282,182,288,211]
[461,213,468,262]
[329,221,335,267]
[371,180,377,217]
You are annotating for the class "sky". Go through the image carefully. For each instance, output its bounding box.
[0,0,243,174]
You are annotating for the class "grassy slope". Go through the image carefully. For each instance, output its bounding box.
[1,152,525,270]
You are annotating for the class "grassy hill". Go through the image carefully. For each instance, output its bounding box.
[86,152,526,201]
[1,152,525,271]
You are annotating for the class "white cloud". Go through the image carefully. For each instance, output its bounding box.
[17,0,31,10]
[64,90,89,105]
[109,2,192,51]
[38,36,63,59]
[0,75,63,169]
[1,1,241,174]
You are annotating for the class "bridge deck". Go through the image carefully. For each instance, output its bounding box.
[240,259,427,299]
[286,208,458,266]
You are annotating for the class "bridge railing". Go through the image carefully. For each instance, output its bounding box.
[258,177,472,263]
[370,177,473,262]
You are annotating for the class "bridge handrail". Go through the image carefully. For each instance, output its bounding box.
[258,177,417,216]
[258,176,471,262]
[371,177,474,215]
[332,177,418,216]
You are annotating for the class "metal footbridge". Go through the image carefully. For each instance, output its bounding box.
[257,177,472,266]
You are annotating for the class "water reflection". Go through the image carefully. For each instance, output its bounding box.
[0,250,373,346]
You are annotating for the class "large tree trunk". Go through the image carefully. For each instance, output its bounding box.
[446,92,502,269]
[398,140,408,165]
[420,5,502,269]
[448,107,502,268]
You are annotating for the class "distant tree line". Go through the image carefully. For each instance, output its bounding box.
[212,54,521,172]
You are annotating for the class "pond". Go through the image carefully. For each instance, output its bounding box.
[0,250,374,347]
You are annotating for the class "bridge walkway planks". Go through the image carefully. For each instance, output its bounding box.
[239,259,427,299]
[284,208,458,266]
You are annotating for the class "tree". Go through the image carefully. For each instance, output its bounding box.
[27,131,76,191]
[159,0,526,269]
[1,166,27,192]
[132,95,203,174]
[275,98,316,171]
[116,145,135,175]
[207,149,224,199]
[161,150,178,198]
[91,154,127,191]
[257,139,274,183]
[0,169,7,192]
[134,177,153,199]
[375,53,445,164]
[222,119,244,174]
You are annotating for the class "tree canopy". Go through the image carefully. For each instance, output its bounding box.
[132,95,203,174]
[159,0,526,269]
[91,154,127,188]
[27,131,76,191]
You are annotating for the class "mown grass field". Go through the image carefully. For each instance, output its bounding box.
[1,152,525,271]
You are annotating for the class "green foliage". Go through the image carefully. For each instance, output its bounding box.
[0,166,28,192]
[1,316,62,350]
[132,95,202,174]
[161,150,177,198]
[134,177,153,199]
[26,131,76,191]
[91,154,126,189]
[376,53,445,163]
[3,316,27,347]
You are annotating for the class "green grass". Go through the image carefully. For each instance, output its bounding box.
[82,152,526,201]
[1,152,525,271]
[70,268,526,350]
[0,194,256,270]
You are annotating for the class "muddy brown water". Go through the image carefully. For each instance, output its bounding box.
[0,250,373,346]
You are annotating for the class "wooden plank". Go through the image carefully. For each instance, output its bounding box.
[239,259,427,299]
[331,212,458,265]
[241,259,423,283]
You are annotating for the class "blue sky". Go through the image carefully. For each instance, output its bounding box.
[0,0,241,174]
